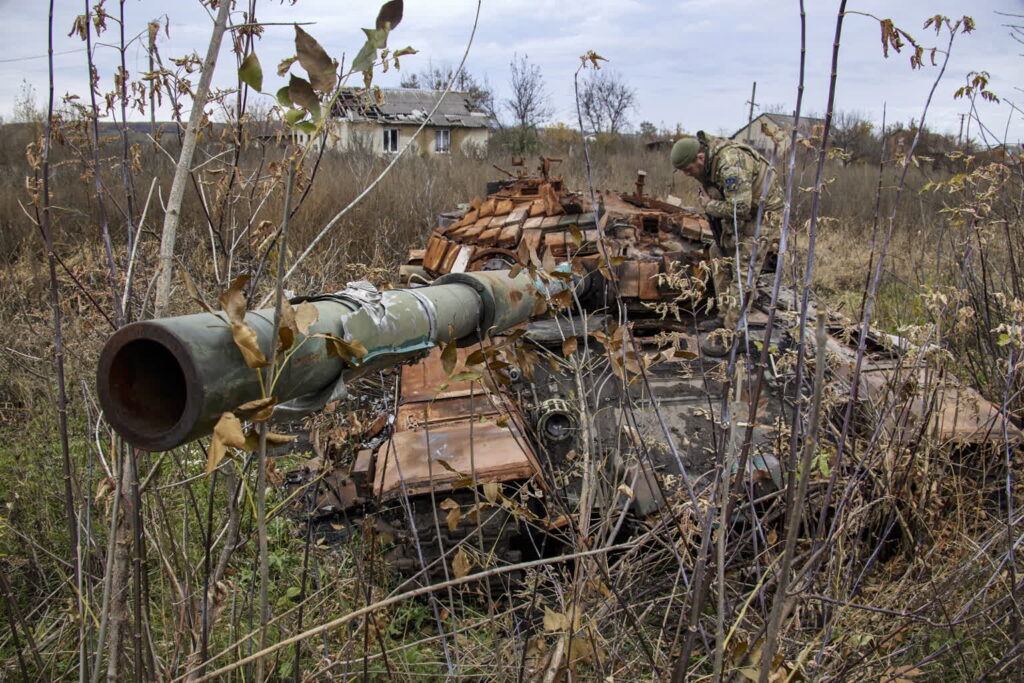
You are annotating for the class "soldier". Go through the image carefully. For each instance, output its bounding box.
[671,131,783,356]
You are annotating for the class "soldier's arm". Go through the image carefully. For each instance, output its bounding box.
[703,151,754,218]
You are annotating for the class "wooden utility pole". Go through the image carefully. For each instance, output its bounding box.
[957,113,965,146]
[746,81,758,126]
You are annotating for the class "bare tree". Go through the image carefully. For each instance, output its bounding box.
[501,53,551,152]
[830,109,880,164]
[153,0,233,316]
[578,69,636,135]
[504,53,551,130]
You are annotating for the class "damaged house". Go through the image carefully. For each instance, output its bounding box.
[731,112,826,157]
[329,88,493,156]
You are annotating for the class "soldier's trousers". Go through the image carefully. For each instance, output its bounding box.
[710,219,777,330]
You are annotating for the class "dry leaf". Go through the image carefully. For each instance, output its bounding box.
[439,498,462,531]
[543,607,570,631]
[218,274,251,325]
[231,322,269,368]
[452,547,472,579]
[242,429,298,452]
[315,333,367,367]
[208,412,246,474]
[294,26,337,92]
[288,74,321,118]
[236,396,277,423]
[445,505,462,532]
[483,481,500,504]
[562,336,578,357]
[277,299,298,352]
[375,0,404,30]
[94,476,115,504]
[440,340,457,376]
[295,301,319,335]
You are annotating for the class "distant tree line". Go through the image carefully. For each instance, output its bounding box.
[398,55,638,154]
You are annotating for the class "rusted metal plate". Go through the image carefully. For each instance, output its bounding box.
[351,449,375,491]
[862,366,1022,445]
[399,346,481,402]
[374,419,536,498]
[638,261,661,300]
[827,337,1023,446]
[478,226,502,247]
[618,261,641,298]
[505,206,529,226]
[497,223,522,249]
[423,234,448,272]
[397,396,501,432]
[440,242,462,272]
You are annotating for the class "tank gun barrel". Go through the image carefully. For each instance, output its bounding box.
[97,269,570,451]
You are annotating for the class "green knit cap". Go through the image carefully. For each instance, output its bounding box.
[670,137,700,169]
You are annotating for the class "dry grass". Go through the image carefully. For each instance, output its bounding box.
[0,119,1021,681]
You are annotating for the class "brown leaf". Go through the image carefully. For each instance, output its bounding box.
[315,333,367,367]
[208,413,246,474]
[445,504,462,532]
[541,247,556,274]
[278,299,298,352]
[483,481,500,504]
[294,26,337,92]
[440,340,457,376]
[94,476,115,504]
[569,223,584,248]
[294,301,319,335]
[452,547,472,579]
[265,432,297,445]
[562,336,578,357]
[543,608,570,631]
[375,0,404,30]
[230,322,269,368]
[551,289,573,309]
[277,55,297,77]
[243,429,298,452]
[180,268,220,316]
[236,396,277,423]
[218,274,251,325]
[288,74,321,119]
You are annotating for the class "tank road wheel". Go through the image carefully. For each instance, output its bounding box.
[468,248,519,272]
[382,488,528,594]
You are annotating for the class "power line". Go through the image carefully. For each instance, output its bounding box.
[0,48,87,64]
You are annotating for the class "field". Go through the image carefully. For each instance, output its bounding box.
[1,6,1023,683]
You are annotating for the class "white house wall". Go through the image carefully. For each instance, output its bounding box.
[330,121,489,156]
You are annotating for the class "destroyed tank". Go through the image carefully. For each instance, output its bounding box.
[97,158,1022,587]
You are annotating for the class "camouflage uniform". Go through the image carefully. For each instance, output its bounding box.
[696,131,783,330]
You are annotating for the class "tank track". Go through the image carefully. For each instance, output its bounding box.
[381,489,526,593]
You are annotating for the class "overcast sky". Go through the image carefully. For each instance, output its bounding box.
[0,1,1021,143]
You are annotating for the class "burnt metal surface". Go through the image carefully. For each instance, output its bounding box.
[373,346,538,499]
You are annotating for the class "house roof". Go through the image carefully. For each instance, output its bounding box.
[334,88,492,128]
[731,112,826,140]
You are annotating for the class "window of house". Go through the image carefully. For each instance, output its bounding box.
[383,128,399,153]
[434,129,451,154]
